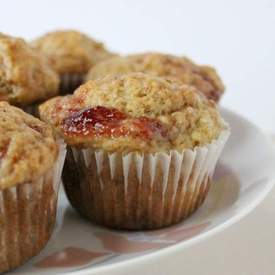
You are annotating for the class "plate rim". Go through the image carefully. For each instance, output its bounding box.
[41,107,275,275]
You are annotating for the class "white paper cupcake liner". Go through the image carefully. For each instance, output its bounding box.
[59,73,84,94]
[0,142,66,273]
[63,129,230,230]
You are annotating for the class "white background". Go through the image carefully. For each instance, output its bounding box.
[1,0,275,132]
[1,2,275,274]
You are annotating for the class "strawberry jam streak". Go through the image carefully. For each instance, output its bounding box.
[61,106,166,140]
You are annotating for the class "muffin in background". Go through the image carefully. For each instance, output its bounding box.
[0,102,66,273]
[86,52,224,102]
[32,30,115,94]
[39,73,229,230]
[0,33,59,114]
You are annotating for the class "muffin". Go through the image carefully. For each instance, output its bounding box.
[32,30,115,93]
[39,73,229,230]
[0,33,59,114]
[86,52,224,102]
[0,102,66,273]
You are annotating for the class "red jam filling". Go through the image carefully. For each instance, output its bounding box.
[61,106,167,140]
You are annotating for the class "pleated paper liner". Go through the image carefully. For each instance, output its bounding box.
[59,73,84,95]
[63,129,230,230]
[0,142,66,273]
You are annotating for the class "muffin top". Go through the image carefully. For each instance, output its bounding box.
[39,73,226,154]
[86,52,224,102]
[0,102,58,190]
[32,30,114,75]
[0,33,59,106]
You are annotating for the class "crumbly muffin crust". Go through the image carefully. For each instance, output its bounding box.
[0,33,59,106]
[39,73,226,153]
[0,102,58,190]
[86,53,224,102]
[32,30,114,75]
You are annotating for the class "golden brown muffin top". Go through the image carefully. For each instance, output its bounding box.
[0,33,59,106]
[86,52,224,102]
[39,73,226,154]
[32,30,114,75]
[0,102,58,190]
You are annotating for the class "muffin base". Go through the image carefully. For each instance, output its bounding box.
[0,142,66,273]
[63,130,229,230]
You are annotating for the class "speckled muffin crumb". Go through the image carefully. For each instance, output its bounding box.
[0,101,58,190]
[39,73,226,153]
[86,52,225,102]
[0,33,59,106]
[32,30,115,75]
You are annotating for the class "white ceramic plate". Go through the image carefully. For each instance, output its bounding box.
[11,108,275,275]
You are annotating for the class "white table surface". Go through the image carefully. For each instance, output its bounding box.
[117,181,275,275]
